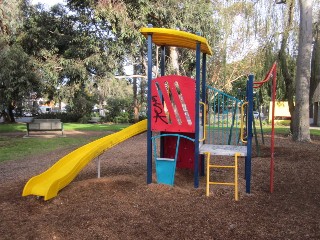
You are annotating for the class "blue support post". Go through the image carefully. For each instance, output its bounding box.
[194,41,201,188]
[147,25,153,184]
[245,74,254,193]
[160,46,165,159]
[161,46,165,76]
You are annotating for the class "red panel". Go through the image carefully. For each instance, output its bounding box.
[163,132,199,170]
[151,75,195,133]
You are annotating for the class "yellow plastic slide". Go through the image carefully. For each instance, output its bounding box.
[22,119,147,200]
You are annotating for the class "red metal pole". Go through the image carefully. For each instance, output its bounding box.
[252,61,277,193]
[270,63,277,193]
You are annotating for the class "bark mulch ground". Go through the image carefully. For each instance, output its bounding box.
[0,131,319,239]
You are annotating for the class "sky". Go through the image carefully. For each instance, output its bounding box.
[31,0,65,8]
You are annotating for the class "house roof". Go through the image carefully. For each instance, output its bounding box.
[312,84,320,102]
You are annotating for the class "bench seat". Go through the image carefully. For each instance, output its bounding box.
[27,119,64,136]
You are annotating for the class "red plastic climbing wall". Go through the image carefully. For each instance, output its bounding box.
[151,75,195,133]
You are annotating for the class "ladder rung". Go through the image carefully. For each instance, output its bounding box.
[208,182,235,186]
[208,165,235,168]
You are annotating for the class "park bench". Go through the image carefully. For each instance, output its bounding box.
[26,119,64,137]
[88,117,101,123]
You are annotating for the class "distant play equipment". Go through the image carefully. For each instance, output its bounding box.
[140,25,256,200]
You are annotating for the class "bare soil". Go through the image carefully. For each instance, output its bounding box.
[0,130,319,239]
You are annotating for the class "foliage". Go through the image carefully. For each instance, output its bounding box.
[0,43,42,122]
[0,0,318,142]
[35,112,82,123]
[0,0,23,36]
[19,2,126,115]
[104,97,133,123]
[65,89,97,117]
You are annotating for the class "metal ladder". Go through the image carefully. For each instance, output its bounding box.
[205,152,241,201]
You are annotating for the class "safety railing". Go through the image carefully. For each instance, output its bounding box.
[206,86,244,146]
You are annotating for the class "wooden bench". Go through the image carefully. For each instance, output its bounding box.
[26,119,64,136]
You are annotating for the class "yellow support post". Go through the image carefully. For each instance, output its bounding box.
[234,152,240,201]
[240,102,248,143]
[199,102,206,142]
[206,152,211,197]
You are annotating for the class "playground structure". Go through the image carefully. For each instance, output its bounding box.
[22,26,276,201]
[140,26,256,200]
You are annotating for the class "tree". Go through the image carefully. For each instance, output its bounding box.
[0,0,43,122]
[0,0,23,36]
[91,0,219,122]
[292,0,313,142]
[277,0,296,133]
[19,1,127,117]
[0,44,41,122]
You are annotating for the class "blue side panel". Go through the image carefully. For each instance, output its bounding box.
[156,159,177,186]
[160,46,165,159]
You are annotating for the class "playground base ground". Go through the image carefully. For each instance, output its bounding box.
[0,130,319,239]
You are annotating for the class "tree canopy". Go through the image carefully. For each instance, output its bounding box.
[0,0,319,141]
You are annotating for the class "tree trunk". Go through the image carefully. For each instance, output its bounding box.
[133,64,139,123]
[292,0,313,142]
[169,47,180,75]
[278,0,295,133]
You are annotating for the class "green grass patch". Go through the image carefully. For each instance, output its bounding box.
[63,123,130,131]
[262,126,291,135]
[310,129,320,136]
[0,135,104,163]
[0,123,27,133]
[262,126,320,136]
[0,122,132,163]
[0,122,131,133]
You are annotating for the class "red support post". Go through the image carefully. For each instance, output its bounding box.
[253,62,277,193]
[270,64,277,193]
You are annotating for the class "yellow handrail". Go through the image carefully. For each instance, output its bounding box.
[240,102,248,143]
[199,102,206,142]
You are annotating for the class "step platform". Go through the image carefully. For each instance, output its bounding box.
[200,144,247,156]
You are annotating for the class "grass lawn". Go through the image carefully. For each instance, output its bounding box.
[0,122,131,163]
[0,121,319,163]
[263,125,320,136]
[0,122,130,133]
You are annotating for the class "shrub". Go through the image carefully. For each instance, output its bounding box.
[35,112,82,123]
[113,112,130,123]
